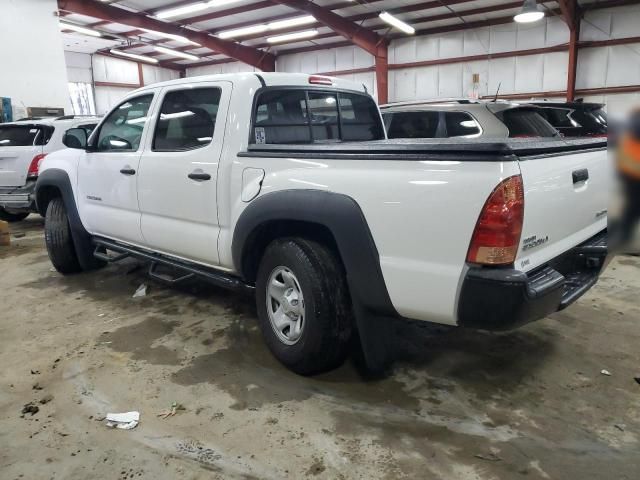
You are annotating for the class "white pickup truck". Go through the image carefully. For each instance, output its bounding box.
[35,73,609,374]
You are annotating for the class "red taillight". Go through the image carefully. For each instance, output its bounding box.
[308,75,334,86]
[27,153,47,179]
[467,175,525,266]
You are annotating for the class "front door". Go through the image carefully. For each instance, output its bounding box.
[77,93,156,246]
[137,82,231,266]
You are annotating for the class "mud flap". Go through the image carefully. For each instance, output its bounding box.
[352,300,395,375]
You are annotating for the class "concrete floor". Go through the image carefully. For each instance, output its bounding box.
[1,216,639,480]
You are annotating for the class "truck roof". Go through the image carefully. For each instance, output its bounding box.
[3,115,102,127]
[132,72,369,95]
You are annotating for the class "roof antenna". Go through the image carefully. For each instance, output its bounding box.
[492,82,501,102]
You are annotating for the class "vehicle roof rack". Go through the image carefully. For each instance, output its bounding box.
[54,115,99,121]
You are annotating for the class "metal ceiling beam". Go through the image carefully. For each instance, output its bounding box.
[57,0,276,71]
[268,0,388,102]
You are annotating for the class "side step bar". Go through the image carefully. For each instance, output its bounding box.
[92,237,254,294]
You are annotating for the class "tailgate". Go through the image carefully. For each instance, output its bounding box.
[0,125,45,187]
[516,145,609,272]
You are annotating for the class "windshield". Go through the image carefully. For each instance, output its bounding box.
[496,108,558,138]
[0,126,42,147]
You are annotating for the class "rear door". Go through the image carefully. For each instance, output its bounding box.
[137,81,230,266]
[0,125,45,186]
[77,93,156,245]
[515,145,609,272]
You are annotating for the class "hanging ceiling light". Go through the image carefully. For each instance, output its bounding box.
[379,11,415,35]
[218,15,315,39]
[514,0,545,23]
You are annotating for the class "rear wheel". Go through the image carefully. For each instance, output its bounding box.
[0,207,29,223]
[255,237,352,375]
[44,197,82,274]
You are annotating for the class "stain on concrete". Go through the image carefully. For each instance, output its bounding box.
[102,317,181,365]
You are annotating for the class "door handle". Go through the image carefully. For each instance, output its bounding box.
[572,168,589,184]
[188,172,211,181]
[120,167,136,176]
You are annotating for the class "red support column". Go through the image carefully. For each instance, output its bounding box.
[375,45,388,105]
[567,22,580,101]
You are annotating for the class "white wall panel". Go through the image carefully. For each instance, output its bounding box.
[514,55,544,93]
[65,52,93,84]
[141,64,180,86]
[0,0,71,116]
[490,24,518,53]
[94,86,134,115]
[542,52,569,92]
[186,62,257,77]
[93,55,139,85]
[582,5,640,41]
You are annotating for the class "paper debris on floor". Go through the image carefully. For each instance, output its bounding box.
[105,411,140,430]
[132,284,147,298]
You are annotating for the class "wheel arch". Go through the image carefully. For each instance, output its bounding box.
[232,190,397,317]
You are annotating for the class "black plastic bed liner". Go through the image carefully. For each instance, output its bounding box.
[239,137,607,161]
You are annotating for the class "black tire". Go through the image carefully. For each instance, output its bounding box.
[44,197,82,274]
[255,237,353,375]
[0,207,29,223]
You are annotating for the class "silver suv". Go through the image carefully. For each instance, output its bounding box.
[380,100,559,139]
[0,115,101,222]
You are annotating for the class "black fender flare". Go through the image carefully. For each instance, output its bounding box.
[35,169,96,270]
[231,189,398,317]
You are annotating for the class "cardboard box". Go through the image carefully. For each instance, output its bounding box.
[0,220,9,246]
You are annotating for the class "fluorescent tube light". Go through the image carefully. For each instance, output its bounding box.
[267,15,316,30]
[139,28,200,46]
[109,49,159,64]
[155,0,242,20]
[267,29,318,44]
[59,21,102,37]
[379,11,415,35]
[154,46,200,61]
[218,24,269,39]
[218,15,315,39]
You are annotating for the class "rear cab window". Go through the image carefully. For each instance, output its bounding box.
[252,88,384,144]
[0,125,53,147]
[496,108,558,138]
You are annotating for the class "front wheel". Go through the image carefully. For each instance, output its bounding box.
[255,238,352,375]
[44,197,82,274]
[0,207,29,223]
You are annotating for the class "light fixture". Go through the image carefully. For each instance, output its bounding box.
[59,21,102,37]
[267,29,318,44]
[110,49,159,64]
[514,0,545,23]
[139,28,200,46]
[218,24,268,39]
[379,11,415,35]
[218,15,315,39]
[155,0,242,20]
[154,46,200,61]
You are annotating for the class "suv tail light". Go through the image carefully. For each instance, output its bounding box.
[27,153,47,179]
[467,175,525,266]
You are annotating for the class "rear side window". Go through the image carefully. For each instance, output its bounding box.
[569,107,608,135]
[153,88,221,151]
[0,126,44,147]
[252,89,383,144]
[444,112,481,137]
[539,108,575,128]
[384,111,440,138]
[497,108,558,138]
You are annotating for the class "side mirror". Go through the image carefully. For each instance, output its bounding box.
[62,128,88,149]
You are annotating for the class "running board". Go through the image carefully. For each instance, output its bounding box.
[92,237,254,294]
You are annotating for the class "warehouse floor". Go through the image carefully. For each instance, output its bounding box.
[1,216,639,480]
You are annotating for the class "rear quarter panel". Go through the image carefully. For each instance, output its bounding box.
[220,155,521,325]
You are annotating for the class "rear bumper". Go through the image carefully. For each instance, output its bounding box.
[457,230,609,330]
[0,182,36,211]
